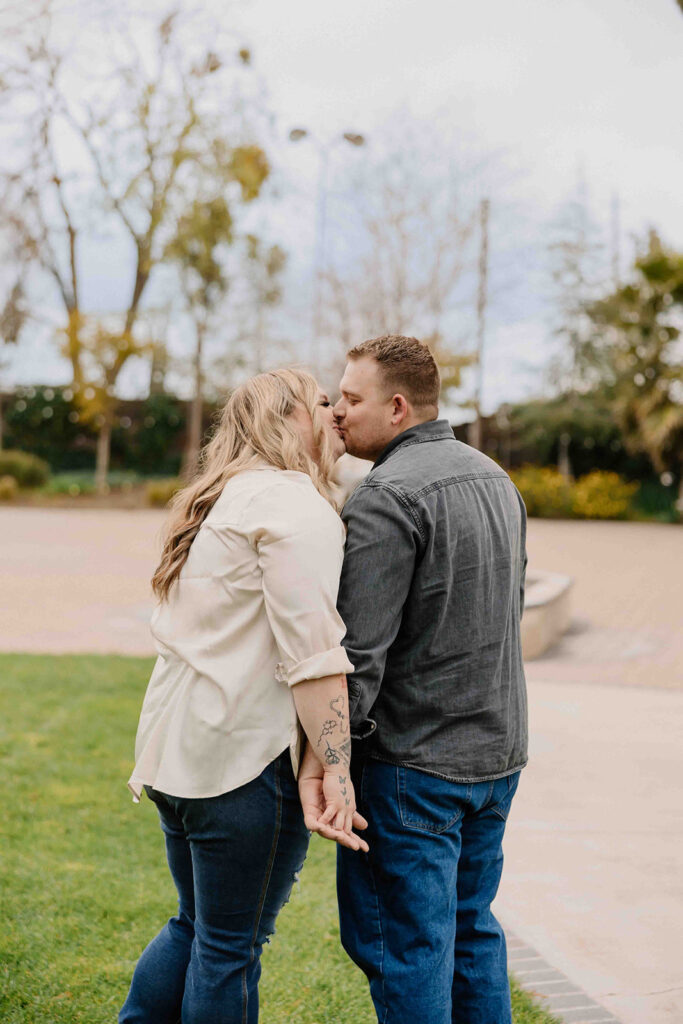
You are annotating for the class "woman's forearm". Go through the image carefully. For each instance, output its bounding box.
[291,673,351,773]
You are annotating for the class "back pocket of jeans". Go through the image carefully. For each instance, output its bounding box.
[397,765,469,834]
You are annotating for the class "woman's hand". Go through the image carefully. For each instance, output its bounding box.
[320,766,361,835]
[298,748,369,853]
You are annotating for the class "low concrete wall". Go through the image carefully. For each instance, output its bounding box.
[522,571,573,660]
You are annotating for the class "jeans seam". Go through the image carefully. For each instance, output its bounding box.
[490,771,520,820]
[361,763,388,1024]
[246,757,283,1023]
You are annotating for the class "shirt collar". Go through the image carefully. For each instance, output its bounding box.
[371,418,454,470]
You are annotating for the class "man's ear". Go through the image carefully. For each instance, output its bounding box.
[390,394,410,426]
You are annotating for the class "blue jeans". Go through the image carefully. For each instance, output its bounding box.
[119,749,309,1024]
[337,759,520,1024]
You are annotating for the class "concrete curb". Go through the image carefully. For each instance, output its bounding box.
[521,571,573,660]
[507,930,622,1023]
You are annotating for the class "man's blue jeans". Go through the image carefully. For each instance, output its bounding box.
[119,749,309,1024]
[337,759,520,1024]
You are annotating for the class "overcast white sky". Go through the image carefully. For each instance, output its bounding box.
[5,0,683,412]
[239,0,682,220]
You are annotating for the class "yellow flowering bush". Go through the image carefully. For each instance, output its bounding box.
[510,465,639,519]
[509,465,574,518]
[0,475,18,501]
[572,471,638,520]
[145,477,183,507]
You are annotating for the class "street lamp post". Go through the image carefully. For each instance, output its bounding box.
[289,128,366,368]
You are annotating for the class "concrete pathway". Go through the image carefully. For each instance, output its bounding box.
[0,507,162,655]
[1,509,681,1022]
[495,678,683,1024]
[523,520,683,691]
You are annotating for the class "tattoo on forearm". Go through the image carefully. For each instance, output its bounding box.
[323,741,340,765]
[330,694,349,735]
[330,695,345,718]
[322,736,351,769]
[317,719,337,744]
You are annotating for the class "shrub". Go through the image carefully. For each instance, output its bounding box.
[632,478,679,522]
[146,477,183,507]
[509,465,574,518]
[0,449,50,487]
[0,475,18,501]
[510,465,641,520]
[572,470,638,520]
[42,472,97,497]
[3,387,96,471]
[118,394,186,475]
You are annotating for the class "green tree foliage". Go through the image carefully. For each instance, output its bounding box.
[585,231,683,487]
[0,272,29,449]
[0,3,270,491]
[4,387,187,475]
[112,394,186,476]
[3,387,94,470]
[505,393,633,477]
[546,183,606,393]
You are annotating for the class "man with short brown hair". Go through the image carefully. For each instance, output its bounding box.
[334,334,528,1024]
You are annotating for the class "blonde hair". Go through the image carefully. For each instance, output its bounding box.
[152,368,337,600]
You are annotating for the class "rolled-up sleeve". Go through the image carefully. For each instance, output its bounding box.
[250,482,354,686]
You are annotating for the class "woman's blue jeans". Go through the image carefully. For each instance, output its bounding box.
[337,759,520,1024]
[119,749,309,1024]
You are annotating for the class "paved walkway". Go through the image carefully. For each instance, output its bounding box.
[1,509,681,1023]
[507,930,621,1023]
[0,507,162,656]
[495,678,683,1024]
[523,519,683,691]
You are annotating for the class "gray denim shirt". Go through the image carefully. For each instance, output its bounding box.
[338,419,528,782]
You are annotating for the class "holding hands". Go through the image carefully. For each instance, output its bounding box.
[298,743,369,852]
[292,674,369,853]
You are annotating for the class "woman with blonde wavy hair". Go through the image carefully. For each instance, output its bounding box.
[120,368,367,1024]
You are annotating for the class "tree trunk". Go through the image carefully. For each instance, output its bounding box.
[182,323,204,481]
[149,344,168,396]
[467,416,482,451]
[65,309,84,391]
[0,392,4,451]
[558,432,573,482]
[95,416,112,495]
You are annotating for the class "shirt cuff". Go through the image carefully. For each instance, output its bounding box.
[351,718,377,741]
[347,678,377,739]
[282,647,354,687]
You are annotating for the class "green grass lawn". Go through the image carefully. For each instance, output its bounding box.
[0,654,557,1023]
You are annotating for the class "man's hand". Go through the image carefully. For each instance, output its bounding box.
[298,747,369,853]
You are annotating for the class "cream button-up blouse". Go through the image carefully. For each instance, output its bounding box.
[128,466,354,801]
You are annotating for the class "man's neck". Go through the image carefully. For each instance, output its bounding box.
[369,415,444,465]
